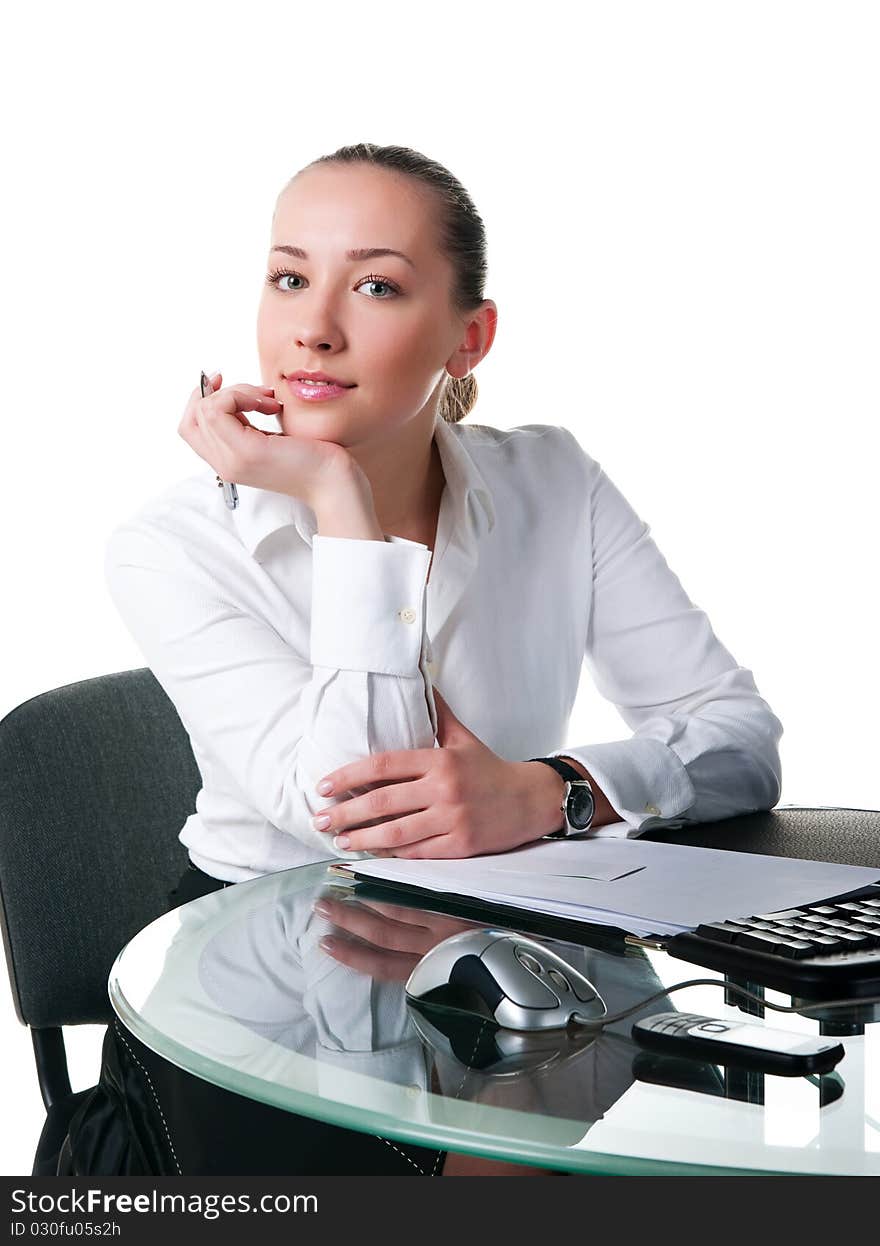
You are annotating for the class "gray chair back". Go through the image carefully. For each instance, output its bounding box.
[0,669,196,1030]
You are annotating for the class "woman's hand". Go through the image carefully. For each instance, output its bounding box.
[178,370,353,507]
[312,689,567,858]
[312,893,476,981]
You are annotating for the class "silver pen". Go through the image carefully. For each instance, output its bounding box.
[201,370,239,510]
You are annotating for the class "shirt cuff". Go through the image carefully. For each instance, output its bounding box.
[554,738,696,834]
[310,534,431,675]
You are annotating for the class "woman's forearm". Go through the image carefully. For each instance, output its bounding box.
[311,471,385,541]
[310,474,622,834]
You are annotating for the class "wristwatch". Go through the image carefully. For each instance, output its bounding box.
[526,757,595,839]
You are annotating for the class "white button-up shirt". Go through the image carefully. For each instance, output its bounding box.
[104,418,783,882]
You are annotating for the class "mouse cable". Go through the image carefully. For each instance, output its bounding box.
[572,979,880,1031]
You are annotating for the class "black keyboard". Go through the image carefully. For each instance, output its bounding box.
[666,885,880,998]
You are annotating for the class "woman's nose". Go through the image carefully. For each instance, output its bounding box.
[292,307,344,353]
[294,322,343,351]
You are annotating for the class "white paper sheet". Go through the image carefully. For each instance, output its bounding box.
[345,839,880,937]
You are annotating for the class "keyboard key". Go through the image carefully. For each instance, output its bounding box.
[809,935,839,947]
[834,931,869,945]
[779,940,817,958]
[751,909,806,921]
[739,931,794,952]
[859,898,880,909]
[694,922,743,943]
[808,906,838,915]
[837,902,870,912]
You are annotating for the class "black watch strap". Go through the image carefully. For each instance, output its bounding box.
[526,756,585,785]
[526,756,592,839]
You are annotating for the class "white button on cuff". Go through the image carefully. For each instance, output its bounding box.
[645,803,661,816]
[398,607,416,624]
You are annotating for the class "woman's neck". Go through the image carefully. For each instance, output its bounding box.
[350,414,446,545]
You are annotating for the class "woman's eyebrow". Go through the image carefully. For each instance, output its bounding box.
[270,244,415,268]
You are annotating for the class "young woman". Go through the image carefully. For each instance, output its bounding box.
[89,142,783,1175]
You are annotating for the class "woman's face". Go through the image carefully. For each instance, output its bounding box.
[257,163,482,448]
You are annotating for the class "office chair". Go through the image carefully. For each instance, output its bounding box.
[0,669,196,1176]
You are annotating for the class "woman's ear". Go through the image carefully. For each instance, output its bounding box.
[446,300,498,379]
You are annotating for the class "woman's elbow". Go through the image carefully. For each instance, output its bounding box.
[753,745,783,812]
[748,706,784,811]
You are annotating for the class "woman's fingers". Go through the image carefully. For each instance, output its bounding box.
[328,811,437,854]
[189,383,283,475]
[182,378,277,428]
[313,896,435,954]
[204,383,281,422]
[178,373,356,500]
[316,778,430,837]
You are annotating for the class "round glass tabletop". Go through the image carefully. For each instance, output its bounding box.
[108,862,880,1175]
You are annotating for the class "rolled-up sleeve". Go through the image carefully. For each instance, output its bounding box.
[554,445,783,835]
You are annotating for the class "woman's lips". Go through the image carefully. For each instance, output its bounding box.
[286,378,355,401]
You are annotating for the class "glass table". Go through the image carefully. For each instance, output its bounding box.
[108,862,880,1176]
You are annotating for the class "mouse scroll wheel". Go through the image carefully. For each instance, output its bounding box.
[514,948,544,975]
[514,948,571,995]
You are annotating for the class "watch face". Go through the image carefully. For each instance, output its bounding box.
[567,783,595,831]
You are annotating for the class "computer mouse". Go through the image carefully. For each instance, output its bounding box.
[407,999,598,1075]
[404,928,607,1031]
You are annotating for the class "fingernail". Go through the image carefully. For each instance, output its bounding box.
[312,814,331,831]
[317,780,333,795]
[319,936,336,952]
[333,835,350,850]
[210,370,221,381]
[313,900,332,917]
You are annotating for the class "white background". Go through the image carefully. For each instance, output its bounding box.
[1,0,877,1175]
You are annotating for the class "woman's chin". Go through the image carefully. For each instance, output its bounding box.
[280,416,350,446]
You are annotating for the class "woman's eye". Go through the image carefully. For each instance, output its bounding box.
[266,268,305,291]
[354,274,400,299]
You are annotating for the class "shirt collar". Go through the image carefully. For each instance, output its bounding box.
[231,417,496,557]
[433,414,496,539]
